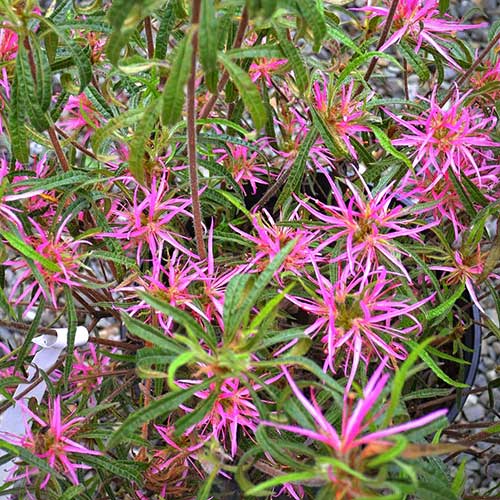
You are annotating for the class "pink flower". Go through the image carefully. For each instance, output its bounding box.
[387,88,500,188]
[67,344,113,402]
[214,142,272,195]
[471,54,500,100]
[117,250,206,334]
[0,68,11,134]
[262,363,447,492]
[187,375,261,457]
[431,246,499,313]
[101,175,196,264]
[312,79,372,158]
[142,425,206,497]
[57,93,102,144]
[249,58,287,86]
[358,0,486,67]
[0,28,18,61]
[402,159,499,238]
[297,174,434,280]
[2,396,101,487]
[287,264,431,389]
[6,216,88,314]
[197,224,246,326]
[230,208,321,276]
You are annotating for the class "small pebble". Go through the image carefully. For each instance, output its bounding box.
[483,357,495,370]
[492,342,500,356]
[463,403,486,421]
[486,369,497,381]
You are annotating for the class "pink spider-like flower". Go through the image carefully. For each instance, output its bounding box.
[312,79,372,158]
[0,68,11,134]
[402,159,499,238]
[6,216,88,313]
[194,376,260,457]
[287,264,431,389]
[117,250,206,334]
[10,154,59,217]
[472,55,500,87]
[249,58,287,86]
[230,208,321,276]
[387,88,500,188]
[297,174,434,281]
[431,246,499,313]
[262,363,447,494]
[102,175,196,264]
[0,157,26,229]
[214,142,272,195]
[141,424,206,498]
[2,396,101,488]
[57,93,102,144]
[358,0,486,67]
[197,224,246,326]
[0,28,17,61]
[68,344,112,402]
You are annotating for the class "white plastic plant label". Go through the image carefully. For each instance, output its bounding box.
[0,326,89,487]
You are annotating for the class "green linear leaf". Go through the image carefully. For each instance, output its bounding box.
[0,229,61,273]
[63,285,77,386]
[448,169,476,217]
[425,283,465,322]
[8,69,29,164]
[107,378,213,448]
[398,39,430,83]
[14,297,46,373]
[297,0,326,52]
[276,128,318,207]
[38,16,92,94]
[174,389,218,437]
[224,239,296,342]
[122,314,184,354]
[0,439,65,481]
[225,44,283,60]
[274,24,308,93]
[129,99,160,184]
[369,124,412,169]
[407,339,468,388]
[155,0,175,59]
[199,0,218,93]
[138,292,216,350]
[310,107,347,157]
[161,32,194,126]
[81,455,144,484]
[33,39,53,112]
[218,53,266,130]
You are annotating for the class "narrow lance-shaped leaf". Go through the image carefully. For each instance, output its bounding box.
[8,67,29,163]
[107,378,213,448]
[63,285,77,386]
[38,16,92,93]
[105,0,140,64]
[224,239,296,342]
[155,0,176,59]
[33,39,53,112]
[274,24,308,93]
[129,99,160,184]
[199,0,218,93]
[16,45,50,132]
[218,53,266,130]
[161,32,194,126]
[0,229,61,273]
[276,128,318,207]
[297,0,326,52]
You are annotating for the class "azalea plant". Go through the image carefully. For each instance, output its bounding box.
[0,0,498,498]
